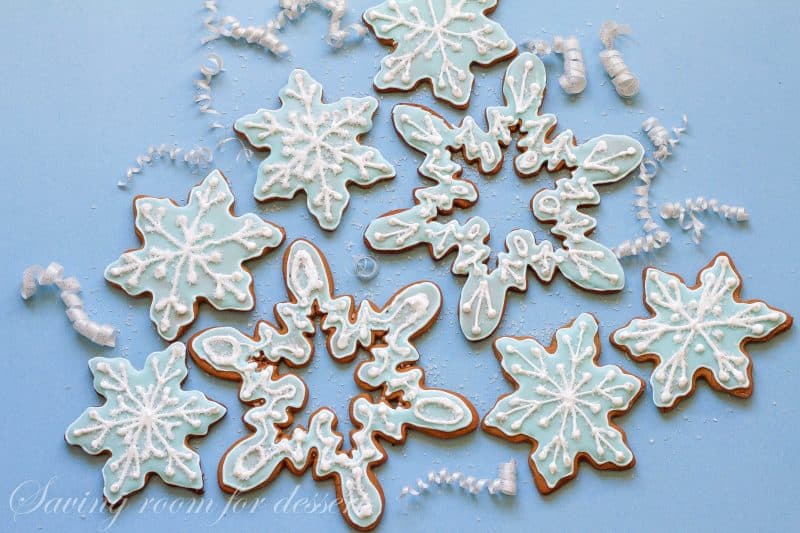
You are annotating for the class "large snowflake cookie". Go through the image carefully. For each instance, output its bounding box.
[612,253,792,410]
[364,0,516,107]
[189,239,477,530]
[483,314,643,493]
[234,69,395,230]
[365,53,644,341]
[105,170,284,340]
[66,343,226,504]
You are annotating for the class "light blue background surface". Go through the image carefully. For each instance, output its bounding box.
[2,1,799,531]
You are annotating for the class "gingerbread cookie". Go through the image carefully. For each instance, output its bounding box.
[66,343,226,504]
[483,314,643,493]
[363,0,516,107]
[105,170,284,340]
[365,52,644,341]
[234,69,395,230]
[189,239,477,530]
[612,253,792,410]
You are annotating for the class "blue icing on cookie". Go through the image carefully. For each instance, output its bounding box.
[190,240,477,530]
[613,253,792,409]
[105,170,284,340]
[365,53,644,341]
[484,314,643,492]
[66,343,225,504]
[364,0,516,106]
[234,69,395,230]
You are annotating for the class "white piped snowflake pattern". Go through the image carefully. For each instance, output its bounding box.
[613,253,792,410]
[66,343,226,504]
[365,53,644,341]
[105,171,284,340]
[364,0,516,106]
[234,69,395,230]
[483,314,643,493]
[190,240,477,530]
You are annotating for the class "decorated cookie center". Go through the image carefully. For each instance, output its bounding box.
[365,52,644,341]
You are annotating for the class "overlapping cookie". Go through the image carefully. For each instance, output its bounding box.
[189,240,477,530]
[365,52,644,341]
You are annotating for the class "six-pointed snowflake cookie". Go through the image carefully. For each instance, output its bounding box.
[189,239,477,530]
[234,69,395,230]
[66,343,226,504]
[365,53,644,341]
[612,253,792,410]
[364,0,516,107]
[105,170,284,340]
[483,314,643,493]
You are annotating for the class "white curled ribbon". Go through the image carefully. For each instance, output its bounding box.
[598,20,639,98]
[552,35,587,95]
[195,53,224,117]
[660,197,748,244]
[21,263,117,347]
[400,460,517,498]
[202,0,367,55]
[613,115,689,258]
[119,144,213,188]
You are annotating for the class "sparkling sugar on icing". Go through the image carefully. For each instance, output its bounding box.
[484,314,642,492]
[613,254,791,409]
[105,170,284,340]
[65,343,225,504]
[234,69,395,230]
[189,240,476,530]
[364,0,515,106]
[365,53,644,341]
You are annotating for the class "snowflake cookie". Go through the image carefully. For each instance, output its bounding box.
[234,69,395,230]
[364,0,516,107]
[189,239,477,530]
[483,314,643,493]
[105,170,284,340]
[66,343,226,504]
[365,52,644,341]
[612,253,792,410]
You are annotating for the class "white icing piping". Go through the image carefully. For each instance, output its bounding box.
[400,460,517,498]
[614,115,688,258]
[660,197,749,244]
[202,0,366,56]
[599,20,639,98]
[119,144,213,188]
[21,263,117,347]
[552,36,587,95]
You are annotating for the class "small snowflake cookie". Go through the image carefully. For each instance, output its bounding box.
[66,343,226,504]
[234,69,395,230]
[365,52,644,341]
[105,170,284,340]
[483,314,643,493]
[612,253,792,410]
[364,0,516,107]
[189,239,477,530]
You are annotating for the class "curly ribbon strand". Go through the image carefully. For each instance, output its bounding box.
[552,35,587,95]
[525,39,551,57]
[119,144,214,187]
[195,53,224,117]
[400,460,517,498]
[660,197,748,244]
[21,263,117,347]
[614,115,688,258]
[202,0,366,55]
[217,136,254,162]
[599,21,639,98]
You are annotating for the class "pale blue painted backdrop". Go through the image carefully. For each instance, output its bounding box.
[1,1,798,531]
